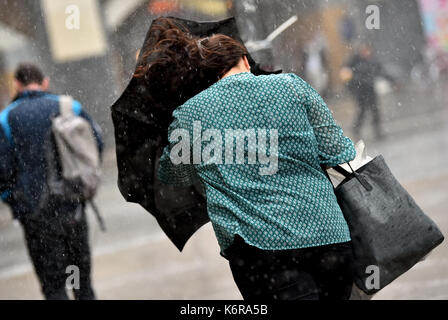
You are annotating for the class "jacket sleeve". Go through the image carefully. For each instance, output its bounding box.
[0,128,19,220]
[0,127,14,194]
[289,74,356,167]
[157,114,200,187]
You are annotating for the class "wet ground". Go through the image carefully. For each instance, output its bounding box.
[0,82,447,299]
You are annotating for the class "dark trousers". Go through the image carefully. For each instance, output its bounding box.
[225,235,354,300]
[353,88,381,138]
[19,205,95,300]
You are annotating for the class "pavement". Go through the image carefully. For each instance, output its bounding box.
[0,81,447,300]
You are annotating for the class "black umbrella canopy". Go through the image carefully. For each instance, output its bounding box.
[111,16,280,251]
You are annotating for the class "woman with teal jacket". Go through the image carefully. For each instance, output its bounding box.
[136,18,356,300]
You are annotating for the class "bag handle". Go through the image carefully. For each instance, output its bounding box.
[321,162,373,191]
[332,162,373,191]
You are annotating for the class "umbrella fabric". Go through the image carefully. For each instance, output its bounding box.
[111,16,280,251]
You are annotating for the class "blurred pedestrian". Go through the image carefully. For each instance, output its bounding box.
[341,43,396,140]
[137,18,357,300]
[303,31,330,98]
[0,63,103,300]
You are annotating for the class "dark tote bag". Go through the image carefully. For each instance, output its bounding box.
[331,155,444,294]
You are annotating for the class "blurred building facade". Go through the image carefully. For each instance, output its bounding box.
[0,0,232,144]
[0,0,430,144]
[231,0,426,92]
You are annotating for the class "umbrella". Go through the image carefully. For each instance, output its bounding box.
[110,16,280,251]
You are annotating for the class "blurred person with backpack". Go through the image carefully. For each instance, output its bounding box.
[0,63,103,300]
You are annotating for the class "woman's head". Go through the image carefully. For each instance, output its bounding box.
[132,17,250,133]
[195,34,249,79]
[134,18,249,91]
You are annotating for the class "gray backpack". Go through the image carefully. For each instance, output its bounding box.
[49,95,101,201]
[38,96,105,228]
[40,95,105,229]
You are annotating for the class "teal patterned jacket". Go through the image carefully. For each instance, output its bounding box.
[159,72,356,254]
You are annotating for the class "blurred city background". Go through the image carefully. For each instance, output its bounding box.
[0,0,447,299]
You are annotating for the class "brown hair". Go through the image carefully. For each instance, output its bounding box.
[131,18,248,137]
[195,35,249,79]
[134,17,248,94]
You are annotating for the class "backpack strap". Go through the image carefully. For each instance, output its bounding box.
[59,95,74,117]
[88,200,106,232]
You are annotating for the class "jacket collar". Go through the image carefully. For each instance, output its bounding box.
[12,90,49,102]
